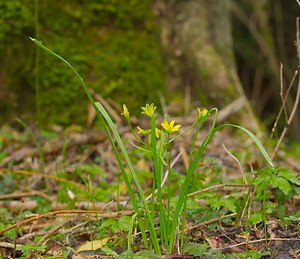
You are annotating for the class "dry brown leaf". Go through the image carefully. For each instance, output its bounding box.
[76,238,110,253]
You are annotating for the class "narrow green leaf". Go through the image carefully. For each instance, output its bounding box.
[215,124,274,168]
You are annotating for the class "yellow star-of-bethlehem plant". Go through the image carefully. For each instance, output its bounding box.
[141,103,156,117]
[161,120,181,134]
[197,108,208,119]
[137,126,161,138]
[121,104,130,118]
[155,128,161,139]
[137,126,150,135]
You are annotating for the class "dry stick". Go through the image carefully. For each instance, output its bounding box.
[185,213,237,233]
[270,70,298,139]
[0,242,21,249]
[279,63,288,121]
[216,95,246,123]
[222,237,300,250]
[1,200,117,211]
[0,191,52,201]
[271,77,300,159]
[0,209,133,235]
[0,131,106,167]
[18,230,48,243]
[239,187,255,226]
[222,144,248,185]
[37,221,68,245]
[0,168,86,189]
[61,221,88,235]
[0,200,37,210]
[187,184,250,198]
[271,18,300,159]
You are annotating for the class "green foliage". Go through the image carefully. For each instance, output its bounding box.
[99,216,131,234]
[117,250,160,259]
[17,243,46,258]
[0,0,164,126]
[182,242,208,256]
[253,167,300,197]
[233,250,271,259]
[207,195,237,213]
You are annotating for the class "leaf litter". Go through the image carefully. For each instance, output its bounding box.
[0,109,300,258]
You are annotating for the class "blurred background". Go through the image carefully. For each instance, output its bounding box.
[0,0,299,138]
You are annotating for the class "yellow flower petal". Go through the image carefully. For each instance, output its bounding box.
[197,108,208,119]
[141,103,156,117]
[155,128,161,138]
[137,126,150,135]
[161,120,181,134]
[121,104,130,118]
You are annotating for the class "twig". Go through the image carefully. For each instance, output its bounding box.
[279,63,288,121]
[271,18,300,159]
[271,87,300,157]
[0,242,21,249]
[0,200,37,210]
[0,209,133,235]
[222,144,248,185]
[223,237,300,250]
[185,213,237,232]
[270,70,298,139]
[0,191,52,201]
[187,184,250,197]
[216,95,247,123]
[0,131,106,167]
[174,96,247,125]
[0,168,86,189]
[37,221,68,244]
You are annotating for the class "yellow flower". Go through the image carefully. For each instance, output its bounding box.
[137,126,160,138]
[121,104,130,118]
[161,120,181,134]
[141,103,156,117]
[197,108,208,119]
[155,128,161,139]
[137,126,150,136]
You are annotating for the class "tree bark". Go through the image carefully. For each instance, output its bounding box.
[154,0,261,132]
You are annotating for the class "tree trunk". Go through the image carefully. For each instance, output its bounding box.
[154,0,261,132]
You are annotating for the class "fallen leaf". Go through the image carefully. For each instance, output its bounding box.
[76,238,110,253]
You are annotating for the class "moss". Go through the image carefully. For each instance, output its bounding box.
[0,0,165,126]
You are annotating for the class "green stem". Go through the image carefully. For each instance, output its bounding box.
[150,115,166,246]
[166,140,171,249]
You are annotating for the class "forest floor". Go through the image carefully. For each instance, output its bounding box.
[0,109,300,259]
